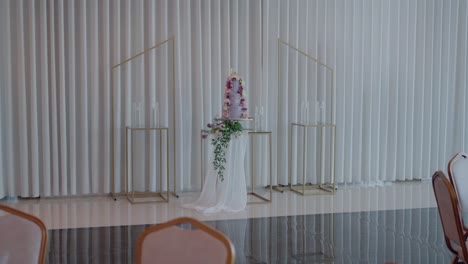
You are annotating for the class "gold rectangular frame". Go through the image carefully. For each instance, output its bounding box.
[200,130,273,204]
[290,123,336,195]
[110,37,178,200]
[126,127,169,204]
[247,131,273,204]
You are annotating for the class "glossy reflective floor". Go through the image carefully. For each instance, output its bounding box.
[47,208,451,264]
[1,182,451,263]
[3,181,436,230]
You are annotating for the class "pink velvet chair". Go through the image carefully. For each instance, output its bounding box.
[0,205,48,264]
[136,217,235,264]
[433,171,468,263]
[448,152,468,235]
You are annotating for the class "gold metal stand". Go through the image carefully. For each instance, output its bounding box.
[278,39,337,196]
[200,129,273,204]
[126,127,169,204]
[110,37,178,200]
[290,123,336,195]
[247,131,273,204]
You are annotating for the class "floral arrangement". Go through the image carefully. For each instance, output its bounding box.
[201,69,248,181]
[223,72,248,119]
[202,119,243,181]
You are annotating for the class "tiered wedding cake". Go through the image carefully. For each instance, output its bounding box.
[222,69,248,119]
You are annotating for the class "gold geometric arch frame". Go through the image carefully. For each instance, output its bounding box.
[110,37,177,200]
[278,39,336,195]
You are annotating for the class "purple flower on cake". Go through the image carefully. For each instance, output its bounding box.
[222,69,249,120]
[216,131,223,138]
[202,133,208,139]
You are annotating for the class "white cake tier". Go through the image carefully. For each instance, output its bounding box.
[229,78,243,119]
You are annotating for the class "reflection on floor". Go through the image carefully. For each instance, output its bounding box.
[0,182,448,263]
[47,208,451,264]
[3,181,436,230]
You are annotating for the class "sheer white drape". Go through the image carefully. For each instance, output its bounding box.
[1,0,468,198]
[184,134,248,213]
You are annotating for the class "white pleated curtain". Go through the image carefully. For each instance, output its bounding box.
[0,0,263,197]
[269,0,468,186]
[1,0,468,198]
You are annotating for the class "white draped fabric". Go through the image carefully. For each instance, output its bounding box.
[184,134,248,213]
[1,0,468,198]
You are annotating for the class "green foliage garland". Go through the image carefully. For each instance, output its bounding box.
[203,119,243,181]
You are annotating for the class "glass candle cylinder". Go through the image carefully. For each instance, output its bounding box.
[152,101,160,127]
[319,101,326,124]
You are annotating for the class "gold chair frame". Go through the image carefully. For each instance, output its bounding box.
[0,205,48,264]
[136,217,235,264]
[432,171,468,263]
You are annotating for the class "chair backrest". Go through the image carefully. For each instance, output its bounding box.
[0,205,48,264]
[432,171,468,260]
[136,217,235,264]
[448,152,468,215]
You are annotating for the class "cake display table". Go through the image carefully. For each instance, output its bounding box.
[184,133,249,213]
[184,127,274,213]
[200,129,273,204]
[184,69,273,212]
